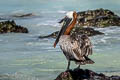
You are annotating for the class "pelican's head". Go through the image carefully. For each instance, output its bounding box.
[66,11,74,18]
[54,11,77,48]
[66,11,77,19]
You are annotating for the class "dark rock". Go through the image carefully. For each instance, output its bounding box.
[55,68,120,80]
[0,20,28,33]
[12,13,35,18]
[77,8,120,27]
[38,27,104,39]
[39,31,59,39]
[71,27,104,36]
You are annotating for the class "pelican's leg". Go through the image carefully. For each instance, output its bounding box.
[77,65,80,69]
[67,60,70,70]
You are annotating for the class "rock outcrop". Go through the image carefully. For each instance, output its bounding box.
[55,68,120,80]
[38,27,104,39]
[0,20,28,33]
[39,31,59,38]
[77,8,120,27]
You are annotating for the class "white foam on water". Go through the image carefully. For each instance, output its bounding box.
[36,20,60,27]
[11,10,25,14]
[0,72,39,80]
[57,10,67,14]
[35,68,64,72]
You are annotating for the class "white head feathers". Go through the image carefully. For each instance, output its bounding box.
[66,11,74,18]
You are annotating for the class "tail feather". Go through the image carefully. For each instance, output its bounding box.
[75,56,94,65]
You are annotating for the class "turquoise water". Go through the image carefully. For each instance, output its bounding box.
[0,0,120,80]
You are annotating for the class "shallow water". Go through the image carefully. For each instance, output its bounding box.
[0,0,120,80]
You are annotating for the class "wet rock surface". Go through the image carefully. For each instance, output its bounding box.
[39,31,59,38]
[55,68,120,80]
[77,8,120,27]
[0,20,28,33]
[38,27,104,39]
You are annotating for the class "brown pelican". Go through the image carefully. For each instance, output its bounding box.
[54,11,94,70]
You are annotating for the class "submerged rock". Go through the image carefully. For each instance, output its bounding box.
[39,31,58,38]
[0,20,28,33]
[55,68,120,80]
[77,8,120,27]
[12,13,35,18]
[38,27,104,39]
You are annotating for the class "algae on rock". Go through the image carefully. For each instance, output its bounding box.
[0,20,28,34]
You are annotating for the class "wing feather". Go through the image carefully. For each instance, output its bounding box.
[72,34,92,60]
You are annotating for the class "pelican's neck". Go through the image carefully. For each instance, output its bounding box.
[64,16,77,35]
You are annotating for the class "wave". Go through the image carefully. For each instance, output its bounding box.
[90,26,120,52]
[99,70,120,76]
[57,10,67,14]
[95,26,120,33]
[11,10,25,14]
[36,20,60,27]
[0,72,39,80]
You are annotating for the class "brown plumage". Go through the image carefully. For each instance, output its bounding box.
[54,11,94,70]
